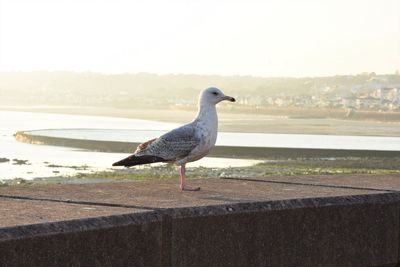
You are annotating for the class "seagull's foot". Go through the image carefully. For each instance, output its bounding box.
[180,183,201,191]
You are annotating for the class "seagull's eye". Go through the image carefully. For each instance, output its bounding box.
[212,92,218,96]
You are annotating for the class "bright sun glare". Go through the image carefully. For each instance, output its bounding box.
[0,0,399,77]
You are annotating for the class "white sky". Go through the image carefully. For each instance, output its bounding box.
[0,0,399,77]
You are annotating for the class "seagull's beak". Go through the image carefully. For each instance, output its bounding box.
[222,95,236,102]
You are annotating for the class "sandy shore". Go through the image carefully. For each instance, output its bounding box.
[2,105,400,136]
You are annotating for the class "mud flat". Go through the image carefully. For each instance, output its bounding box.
[15,130,400,158]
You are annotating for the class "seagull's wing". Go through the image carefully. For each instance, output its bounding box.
[112,123,201,167]
[136,123,201,161]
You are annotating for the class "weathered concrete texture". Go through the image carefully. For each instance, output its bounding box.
[0,198,161,267]
[233,173,400,192]
[0,215,163,267]
[171,201,399,267]
[0,178,391,209]
[1,176,400,266]
[0,197,147,228]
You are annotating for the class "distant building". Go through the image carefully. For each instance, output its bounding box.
[342,97,357,109]
[376,87,399,102]
[355,96,380,110]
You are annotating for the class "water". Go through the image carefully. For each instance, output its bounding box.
[2,110,400,181]
[27,128,400,151]
[0,110,260,180]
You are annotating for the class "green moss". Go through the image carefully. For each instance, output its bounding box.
[0,178,32,186]
[3,157,400,186]
[250,157,400,176]
[74,171,178,181]
[70,157,400,182]
[73,164,211,181]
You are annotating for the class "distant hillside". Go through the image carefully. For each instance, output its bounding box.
[1,71,399,108]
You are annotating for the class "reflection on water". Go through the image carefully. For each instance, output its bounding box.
[0,111,260,180]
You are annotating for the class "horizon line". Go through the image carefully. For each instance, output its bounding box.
[0,70,398,80]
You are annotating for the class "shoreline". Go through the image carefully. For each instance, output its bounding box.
[2,158,400,187]
[2,108,400,185]
[15,131,400,158]
[2,106,400,137]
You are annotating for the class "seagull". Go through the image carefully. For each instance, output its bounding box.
[112,87,236,191]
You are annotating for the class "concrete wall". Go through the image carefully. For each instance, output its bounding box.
[1,193,399,267]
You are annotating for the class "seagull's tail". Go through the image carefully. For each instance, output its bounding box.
[112,155,166,167]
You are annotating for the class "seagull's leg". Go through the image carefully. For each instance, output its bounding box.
[180,164,200,191]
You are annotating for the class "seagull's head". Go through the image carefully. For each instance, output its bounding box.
[200,87,236,105]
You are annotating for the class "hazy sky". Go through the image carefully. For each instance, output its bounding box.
[0,0,399,77]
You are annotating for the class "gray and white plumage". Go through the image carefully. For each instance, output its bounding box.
[136,124,200,161]
[112,87,235,168]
